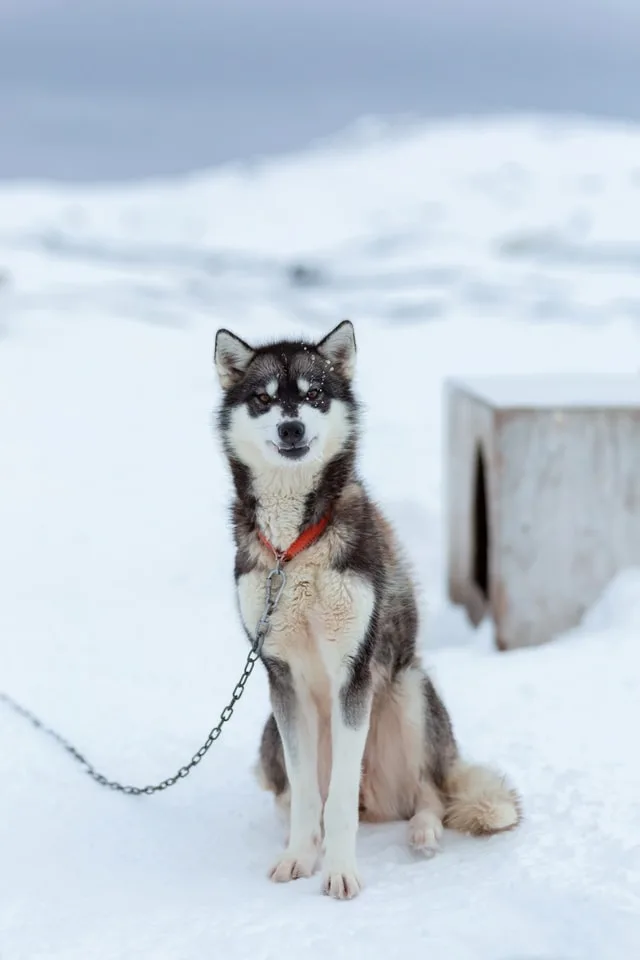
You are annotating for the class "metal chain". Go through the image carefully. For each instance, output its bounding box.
[0,563,287,797]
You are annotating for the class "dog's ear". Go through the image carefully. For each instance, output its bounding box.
[317,320,356,381]
[214,329,256,390]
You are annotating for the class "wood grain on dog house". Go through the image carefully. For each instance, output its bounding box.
[446,375,640,650]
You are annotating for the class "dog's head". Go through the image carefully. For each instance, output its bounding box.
[214,320,359,472]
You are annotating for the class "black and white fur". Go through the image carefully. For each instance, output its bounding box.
[214,320,521,900]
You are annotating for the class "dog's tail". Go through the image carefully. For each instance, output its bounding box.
[442,760,522,836]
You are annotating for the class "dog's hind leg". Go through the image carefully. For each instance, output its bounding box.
[408,778,445,856]
[255,713,291,826]
[396,671,448,856]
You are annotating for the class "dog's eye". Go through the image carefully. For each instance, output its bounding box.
[255,393,271,406]
[306,388,320,401]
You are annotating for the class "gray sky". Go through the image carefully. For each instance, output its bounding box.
[1,0,639,181]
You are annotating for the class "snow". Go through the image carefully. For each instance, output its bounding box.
[450,374,640,408]
[2,115,640,959]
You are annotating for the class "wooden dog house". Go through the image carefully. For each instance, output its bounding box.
[446,376,640,650]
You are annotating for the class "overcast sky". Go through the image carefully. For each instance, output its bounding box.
[1,0,639,181]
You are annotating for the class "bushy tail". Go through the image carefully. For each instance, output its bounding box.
[443,760,522,836]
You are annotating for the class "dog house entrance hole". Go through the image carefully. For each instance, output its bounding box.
[472,445,489,601]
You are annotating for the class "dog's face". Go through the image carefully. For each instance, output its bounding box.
[214,321,358,472]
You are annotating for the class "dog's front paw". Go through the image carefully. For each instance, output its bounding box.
[269,847,318,883]
[322,863,363,900]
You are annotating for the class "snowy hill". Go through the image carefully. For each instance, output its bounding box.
[1,116,640,958]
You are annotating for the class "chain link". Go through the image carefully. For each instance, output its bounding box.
[0,563,287,796]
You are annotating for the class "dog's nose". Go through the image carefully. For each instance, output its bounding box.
[277,420,306,446]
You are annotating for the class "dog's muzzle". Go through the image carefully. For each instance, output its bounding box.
[277,419,309,459]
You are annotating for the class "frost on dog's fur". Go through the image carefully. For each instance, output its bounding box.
[214,319,521,900]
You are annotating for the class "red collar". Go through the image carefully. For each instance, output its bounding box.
[257,513,331,563]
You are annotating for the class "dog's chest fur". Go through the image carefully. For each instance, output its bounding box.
[237,533,373,696]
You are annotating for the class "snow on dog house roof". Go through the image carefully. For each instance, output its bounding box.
[447,374,640,410]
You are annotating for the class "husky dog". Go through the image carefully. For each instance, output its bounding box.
[214,320,521,900]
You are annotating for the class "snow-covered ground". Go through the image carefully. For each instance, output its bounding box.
[1,116,640,959]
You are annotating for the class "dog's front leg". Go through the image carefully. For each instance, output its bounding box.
[321,662,373,900]
[265,657,322,882]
